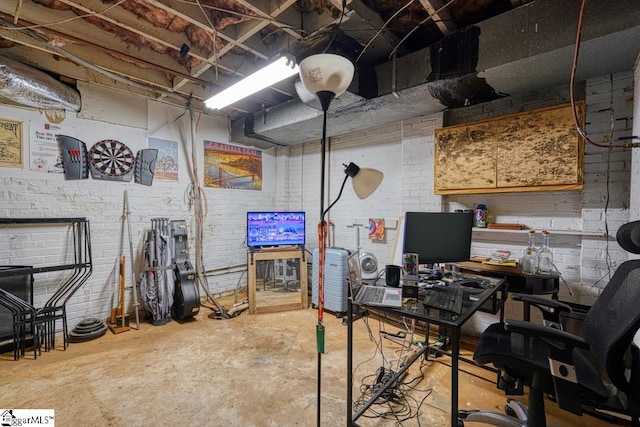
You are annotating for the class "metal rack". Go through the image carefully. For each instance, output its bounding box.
[0,218,93,359]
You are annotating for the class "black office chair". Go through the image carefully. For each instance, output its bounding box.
[459,220,640,427]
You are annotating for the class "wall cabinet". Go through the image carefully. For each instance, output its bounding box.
[434,103,585,195]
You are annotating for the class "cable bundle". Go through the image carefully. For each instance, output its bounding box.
[352,315,438,426]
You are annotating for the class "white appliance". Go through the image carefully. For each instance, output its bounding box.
[359,252,379,283]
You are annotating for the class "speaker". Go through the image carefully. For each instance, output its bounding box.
[359,252,378,282]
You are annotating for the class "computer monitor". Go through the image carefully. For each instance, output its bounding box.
[402,211,474,266]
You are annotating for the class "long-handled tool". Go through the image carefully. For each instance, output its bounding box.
[108,255,131,334]
[125,190,141,329]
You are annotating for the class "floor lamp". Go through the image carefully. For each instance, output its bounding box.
[299,53,384,427]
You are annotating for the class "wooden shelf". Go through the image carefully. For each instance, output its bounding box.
[472,228,607,237]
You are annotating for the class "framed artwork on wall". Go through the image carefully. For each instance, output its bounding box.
[148,137,179,181]
[0,118,23,168]
[203,140,262,190]
[435,102,585,194]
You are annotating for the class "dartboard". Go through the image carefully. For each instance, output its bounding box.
[89,139,135,181]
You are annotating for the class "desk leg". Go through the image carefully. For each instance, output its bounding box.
[523,301,531,322]
[347,297,353,427]
[451,328,460,427]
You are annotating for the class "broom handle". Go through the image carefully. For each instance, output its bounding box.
[120,255,126,323]
[125,190,141,329]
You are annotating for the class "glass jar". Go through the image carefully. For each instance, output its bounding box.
[536,230,554,274]
[521,230,537,275]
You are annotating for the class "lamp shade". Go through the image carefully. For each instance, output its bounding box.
[343,162,383,200]
[352,167,383,199]
[298,54,354,97]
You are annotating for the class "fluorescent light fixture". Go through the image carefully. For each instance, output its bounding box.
[204,55,299,110]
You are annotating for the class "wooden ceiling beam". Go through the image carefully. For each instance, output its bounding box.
[1,45,199,103]
[418,0,457,36]
[0,9,218,86]
[0,15,219,107]
[145,0,298,99]
[145,0,269,60]
[54,0,216,63]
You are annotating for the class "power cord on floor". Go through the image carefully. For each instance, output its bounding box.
[354,363,436,426]
[352,312,438,425]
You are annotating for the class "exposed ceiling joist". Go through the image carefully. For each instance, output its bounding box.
[1,0,637,150]
[418,0,457,35]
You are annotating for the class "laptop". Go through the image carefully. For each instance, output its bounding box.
[347,252,403,308]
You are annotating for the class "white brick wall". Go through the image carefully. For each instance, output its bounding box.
[0,96,278,331]
[282,71,634,334]
[0,70,634,338]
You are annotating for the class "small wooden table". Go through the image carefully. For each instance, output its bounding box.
[247,247,308,314]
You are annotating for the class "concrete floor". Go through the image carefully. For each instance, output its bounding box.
[0,296,615,426]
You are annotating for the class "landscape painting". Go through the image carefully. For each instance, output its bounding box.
[203,140,262,190]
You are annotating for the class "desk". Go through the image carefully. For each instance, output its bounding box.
[455,261,559,321]
[346,276,505,427]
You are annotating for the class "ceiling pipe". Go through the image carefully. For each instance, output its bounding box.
[0,55,81,111]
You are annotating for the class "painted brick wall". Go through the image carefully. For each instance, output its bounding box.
[0,70,634,339]
[0,96,277,331]
[283,71,634,334]
[451,71,634,330]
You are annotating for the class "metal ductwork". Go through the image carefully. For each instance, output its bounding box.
[230,0,640,148]
[0,55,81,112]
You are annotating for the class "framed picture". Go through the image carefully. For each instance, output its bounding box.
[0,118,23,168]
[203,140,262,190]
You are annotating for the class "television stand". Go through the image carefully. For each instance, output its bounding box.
[247,247,308,314]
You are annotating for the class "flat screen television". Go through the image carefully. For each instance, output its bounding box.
[403,211,473,266]
[247,211,306,248]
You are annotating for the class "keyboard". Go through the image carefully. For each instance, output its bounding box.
[422,287,464,314]
[357,286,385,304]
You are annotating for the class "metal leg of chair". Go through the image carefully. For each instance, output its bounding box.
[45,316,54,351]
[17,314,25,359]
[526,388,546,427]
[32,319,41,359]
[12,314,20,361]
[62,305,68,349]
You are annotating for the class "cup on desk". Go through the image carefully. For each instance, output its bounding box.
[385,265,401,287]
[402,253,419,276]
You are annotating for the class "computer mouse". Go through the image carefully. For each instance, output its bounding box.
[459,280,482,289]
[427,272,443,280]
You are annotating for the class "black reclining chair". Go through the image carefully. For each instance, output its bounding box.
[460,220,640,427]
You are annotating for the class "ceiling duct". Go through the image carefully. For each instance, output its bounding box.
[0,55,81,112]
[230,0,640,147]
